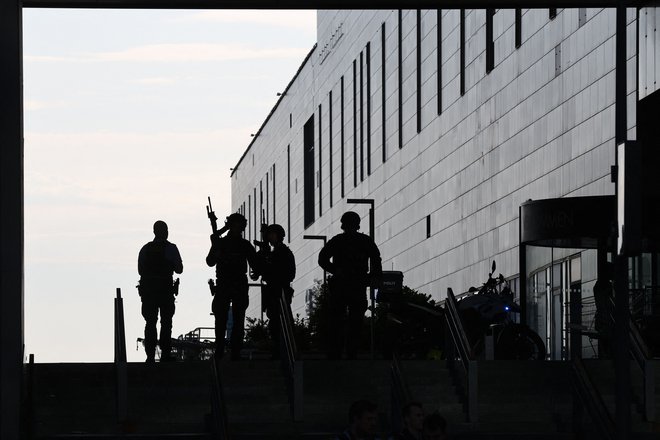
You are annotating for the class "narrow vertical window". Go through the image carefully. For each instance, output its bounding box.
[259,180,263,226]
[366,42,371,176]
[303,116,315,228]
[426,215,431,238]
[248,194,251,242]
[329,91,334,208]
[398,9,403,149]
[318,103,323,217]
[289,113,292,128]
[381,22,387,163]
[460,9,465,96]
[287,145,291,242]
[416,9,422,133]
[515,9,522,49]
[253,188,257,239]
[353,59,358,187]
[437,9,442,115]
[549,8,557,20]
[359,51,364,182]
[266,172,269,223]
[578,8,586,27]
[486,9,494,74]
[340,76,345,198]
[272,164,276,223]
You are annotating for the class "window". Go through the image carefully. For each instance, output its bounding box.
[381,22,387,163]
[486,9,495,73]
[259,180,263,226]
[248,195,251,242]
[329,91,334,208]
[398,9,403,149]
[366,42,372,175]
[460,9,465,96]
[318,104,323,217]
[266,172,269,223]
[303,116,315,228]
[272,164,276,223]
[253,188,257,239]
[578,8,586,27]
[341,76,345,198]
[359,51,364,182]
[289,113,292,128]
[353,59,358,187]
[549,8,557,20]
[416,9,422,133]
[437,9,442,115]
[426,214,431,238]
[515,9,522,48]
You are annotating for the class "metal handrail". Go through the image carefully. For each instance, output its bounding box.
[628,318,655,422]
[444,288,478,422]
[606,297,655,421]
[570,358,616,440]
[210,356,230,440]
[114,288,127,424]
[278,289,303,421]
[390,355,411,434]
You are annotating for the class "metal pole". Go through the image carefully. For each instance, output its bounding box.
[519,206,527,326]
[613,4,630,439]
[0,0,24,437]
[369,205,375,360]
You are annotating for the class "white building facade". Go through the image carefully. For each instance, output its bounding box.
[231,8,658,358]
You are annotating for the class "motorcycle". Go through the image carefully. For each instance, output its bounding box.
[457,261,546,360]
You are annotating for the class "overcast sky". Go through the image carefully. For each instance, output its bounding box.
[23,9,317,362]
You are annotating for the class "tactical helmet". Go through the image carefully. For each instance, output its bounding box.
[226,212,247,228]
[340,211,361,231]
[266,224,286,239]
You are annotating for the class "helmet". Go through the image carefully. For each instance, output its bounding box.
[340,211,361,231]
[266,224,286,239]
[226,213,247,228]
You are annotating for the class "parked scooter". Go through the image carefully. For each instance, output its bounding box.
[458,261,546,360]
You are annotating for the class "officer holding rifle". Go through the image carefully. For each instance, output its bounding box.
[206,200,258,361]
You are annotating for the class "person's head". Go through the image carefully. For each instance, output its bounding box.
[422,413,447,440]
[266,224,286,245]
[402,402,424,434]
[226,213,247,234]
[153,220,168,240]
[341,211,361,232]
[348,400,378,437]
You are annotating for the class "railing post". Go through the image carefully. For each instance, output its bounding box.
[293,360,304,422]
[467,360,478,423]
[114,288,127,425]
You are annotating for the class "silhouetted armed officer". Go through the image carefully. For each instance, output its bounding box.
[256,224,296,358]
[206,213,258,360]
[319,211,382,359]
[138,220,183,363]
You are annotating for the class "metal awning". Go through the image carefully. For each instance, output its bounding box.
[520,195,615,249]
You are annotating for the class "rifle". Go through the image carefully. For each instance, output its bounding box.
[206,196,218,235]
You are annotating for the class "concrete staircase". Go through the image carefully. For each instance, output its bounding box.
[582,359,660,435]
[399,360,574,440]
[32,362,213,439]
[218,359,293,439]
[302,360,392,438]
